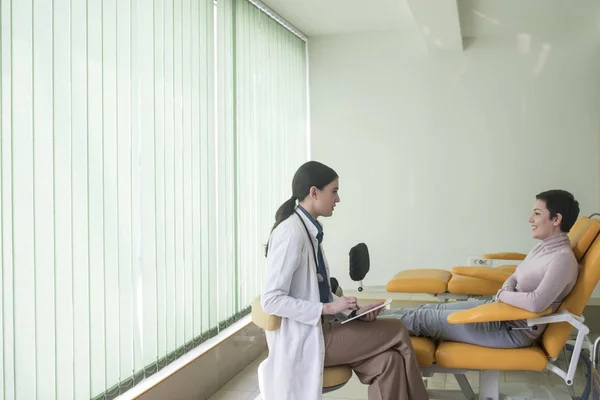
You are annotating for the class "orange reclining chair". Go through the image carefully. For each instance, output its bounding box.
[411,220,600,399]
[386,215,600,301]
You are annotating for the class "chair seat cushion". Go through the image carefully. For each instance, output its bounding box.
[410,337,436,367]
[495,265,518,274]
[447,274,503,295]
[435,341,548,370]
[386,269,451,293]
[323,365,353,388]
[450,266,513,283]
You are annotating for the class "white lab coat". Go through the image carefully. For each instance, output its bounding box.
[258,208,342,400]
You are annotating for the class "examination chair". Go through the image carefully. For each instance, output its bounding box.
[386,215,600,301]
[406,222,600,400]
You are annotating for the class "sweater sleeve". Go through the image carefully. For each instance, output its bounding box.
[497,252,577,313]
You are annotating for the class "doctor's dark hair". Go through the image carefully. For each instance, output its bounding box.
[536,189,580,232]
[264,161,338,256]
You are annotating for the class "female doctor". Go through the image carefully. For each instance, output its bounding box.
[258,161,428,400]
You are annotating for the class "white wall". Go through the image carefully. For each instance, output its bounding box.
[309,30,600,290]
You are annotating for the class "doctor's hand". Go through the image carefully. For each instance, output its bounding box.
[322,296,358,315]
[357,302,385,322]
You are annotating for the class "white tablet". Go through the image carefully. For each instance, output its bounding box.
[341,299,393,324]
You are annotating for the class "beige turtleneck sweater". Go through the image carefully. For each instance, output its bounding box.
[496,232,579,338]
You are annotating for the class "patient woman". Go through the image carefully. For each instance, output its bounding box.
[259,161,428,400]
[381,189,580,349]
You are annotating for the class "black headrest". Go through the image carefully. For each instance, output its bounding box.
[349,243,370,281]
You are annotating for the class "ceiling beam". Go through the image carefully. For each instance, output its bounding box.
[406,0,464,52]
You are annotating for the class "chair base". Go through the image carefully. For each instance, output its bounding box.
[423,369,577,400]
[322,369,552,399]
[322,381,350,394]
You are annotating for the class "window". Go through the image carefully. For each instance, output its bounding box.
[0,0,308,398]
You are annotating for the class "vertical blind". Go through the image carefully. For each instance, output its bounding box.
[234,0,309,310]
[0,0,308,399]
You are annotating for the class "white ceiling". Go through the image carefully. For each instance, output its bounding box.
[459,0,600,39]
[259,0,418,37]
[261,0,600,45]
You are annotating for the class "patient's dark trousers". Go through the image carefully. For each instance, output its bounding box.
[381,300,534,348]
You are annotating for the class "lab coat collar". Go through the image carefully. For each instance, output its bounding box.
[295,205,321,240]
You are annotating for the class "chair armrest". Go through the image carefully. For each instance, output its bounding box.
[450,266,513,283]
[447,302,552,324]
[482,252,526,260]
[251,296,282,331]
[528,310,589,385]
[527,309,585,328]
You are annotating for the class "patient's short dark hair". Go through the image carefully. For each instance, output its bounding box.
[536,189,580,232]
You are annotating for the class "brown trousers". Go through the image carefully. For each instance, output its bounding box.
[323,318,429,400]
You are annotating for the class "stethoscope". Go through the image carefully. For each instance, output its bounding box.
[294,210,324,283]
[294,209,359,315]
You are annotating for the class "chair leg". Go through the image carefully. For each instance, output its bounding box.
[478,370,500,400]
[454,373,475,399]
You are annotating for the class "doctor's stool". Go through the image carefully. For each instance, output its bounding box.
[251,296,353,393]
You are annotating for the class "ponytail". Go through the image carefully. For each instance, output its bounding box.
[274,196,298,231]
[265,195,297,256]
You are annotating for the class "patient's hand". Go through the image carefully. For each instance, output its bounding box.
[357,302,385,322]
[495,285,515,299]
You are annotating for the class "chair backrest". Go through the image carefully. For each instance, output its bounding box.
[542,218,600,357]
[570,216,600,261]
[251,296,281,331]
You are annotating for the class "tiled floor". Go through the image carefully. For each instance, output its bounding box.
[209,347,593,400]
